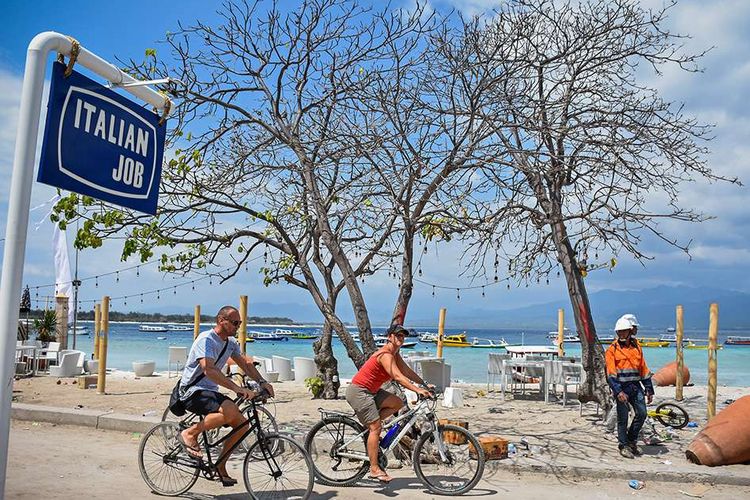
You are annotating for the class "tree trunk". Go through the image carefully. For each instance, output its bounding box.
[550,220,612,413]
[391,229,414,326]
[312,319,340,399]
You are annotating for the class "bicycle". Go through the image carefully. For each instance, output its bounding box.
[304,389,485,495]
[647,401,689,429]
[161,371,278,454]
[139,390,313,498]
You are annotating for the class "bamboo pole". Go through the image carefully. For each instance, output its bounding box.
[93,303,101,360]
[675,305,684,401]
[97,296,109,395]
[707,303,719,419]
[193,305,201,340]
[556,308,565,357]
[436,308,446,358]
[239,295,248,355]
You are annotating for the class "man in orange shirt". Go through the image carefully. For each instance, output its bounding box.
[605,316,654,459]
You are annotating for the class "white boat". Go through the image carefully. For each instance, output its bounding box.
[272,328,300,337]
[371,335,416,348]
[419,333,438,343]
[139,325,169,333]
[156,336,167,340]
[471,337,509,349]
[249,331,288,341]
[68,325,89,336]
[666,326,676,333]
[550,333,580,344]
[168,324,192,331]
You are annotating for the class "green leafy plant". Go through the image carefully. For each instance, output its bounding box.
[34,310,57,343]
[304,377,324,399]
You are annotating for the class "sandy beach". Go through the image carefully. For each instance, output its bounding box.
[10,371,750,480]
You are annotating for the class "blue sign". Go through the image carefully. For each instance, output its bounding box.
[38,61,166,215]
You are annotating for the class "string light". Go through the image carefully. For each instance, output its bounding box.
[116,271,119,283]
[482,286,485,297]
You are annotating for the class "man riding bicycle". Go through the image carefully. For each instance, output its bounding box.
[177,305,275,486]
[345,324,432,483]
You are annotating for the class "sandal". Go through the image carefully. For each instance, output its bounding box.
[217,474,238,487]
[367,471,393,483]
[177,433,203,460]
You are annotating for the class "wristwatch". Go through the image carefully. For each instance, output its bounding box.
[257,378,268,385]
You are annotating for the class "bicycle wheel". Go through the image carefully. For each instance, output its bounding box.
[138,422,199,496]
[655,402,689,429]
[304,416,369,486]
[413,424,485,495]
[243,434,314,500]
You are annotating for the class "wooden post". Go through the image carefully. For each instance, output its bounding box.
[239,295,248,355]
[193,305,201,340]
[437,308,446,358]
[93,303,101,360]
[707,303,719,419]
[675,305,684,401]
[97,296,109,395]
[556,308,565,357]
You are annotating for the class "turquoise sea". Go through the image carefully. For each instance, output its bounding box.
[65,323,750,387]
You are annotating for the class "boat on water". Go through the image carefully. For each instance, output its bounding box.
[666,326,676,333]
[139,325,169,333]
[419,333,438,343]
[156,336,167,340]
[168,324,192,331]
[248,331,288,341]
[68,325,89,336]
[471,337,509,349]
[551,334,580,345]
[685,340,722,350]
[637,337,670,348]
[724,336,750,346]
[547,328,571,339]
[372,335,416,348]
[292,333,318,340]
[442,333,472,347]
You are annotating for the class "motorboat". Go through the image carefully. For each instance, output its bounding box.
[68,325,89,336]
[168,324,192,331]
[725,336,750,346]
[272,328,300,337]
[372,335,416,348]
[551,334,580,345]
[637,337,670,348]
[666,326,676,333]
[139,325,169,333]
[156,336,167,340]
[471,337,509,349]
[685,340,722,350]
[292,332,318,339]
[441,333,472,347]
[249,331,288,341]
[419,333,438,343]
[547,328,571,339]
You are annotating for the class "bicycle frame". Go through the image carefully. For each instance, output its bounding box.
[327,397,448,464]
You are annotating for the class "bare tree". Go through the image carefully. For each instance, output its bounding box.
[462,0,741,409]
[53,0,436,397]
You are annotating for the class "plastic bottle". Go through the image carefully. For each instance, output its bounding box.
[520,436,530,450]
[508,443,517,457]
[628,480,645,490]
[381,423,402,448]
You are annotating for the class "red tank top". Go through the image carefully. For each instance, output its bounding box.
[352,349,392,393]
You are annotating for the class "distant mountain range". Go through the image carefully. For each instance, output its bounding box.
[408,285,750,330]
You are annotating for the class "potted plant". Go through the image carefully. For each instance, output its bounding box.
[34,310,57,345]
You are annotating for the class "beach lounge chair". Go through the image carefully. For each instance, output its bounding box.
[167,346,187,378]
[293,357,316,382]
[49,350,84,377]
[272,356,293,381]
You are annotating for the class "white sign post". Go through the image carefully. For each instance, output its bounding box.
[0,32,170,493]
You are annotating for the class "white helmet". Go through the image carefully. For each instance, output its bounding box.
[614,317,633,332]
[621,313,640,327]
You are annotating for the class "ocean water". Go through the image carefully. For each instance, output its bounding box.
[65,323,750,387]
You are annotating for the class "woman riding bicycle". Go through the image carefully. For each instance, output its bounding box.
[345,324,432,483]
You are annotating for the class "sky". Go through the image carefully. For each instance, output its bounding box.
[1,0,748,327]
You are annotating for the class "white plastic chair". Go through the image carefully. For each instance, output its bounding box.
[272,356,293,381]
[49,351,84,377]
[487,353,511,391]
[167,346,187,378]
[293,357,317,381]
[420,360,451,392]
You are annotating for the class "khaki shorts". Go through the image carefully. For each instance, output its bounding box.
[346,383,392,425]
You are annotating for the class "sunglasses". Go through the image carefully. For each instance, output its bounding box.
[223,318,241,328]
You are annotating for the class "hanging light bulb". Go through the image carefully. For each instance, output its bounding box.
[140,294,143,303]
[191,281,195,291]
[173,287,177,295]
[116,271,120,283]
[482,286,485,297]
[136,266,140,277]
[494,274,498,282]
[95,276,99,288]
[432,285,435,297]
[507,283,511,290]
[456,288,460,300]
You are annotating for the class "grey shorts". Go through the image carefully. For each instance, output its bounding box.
[346,383,391,425]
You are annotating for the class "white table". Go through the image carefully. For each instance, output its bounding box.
[15,346,40,376]
[501,359,546,401]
